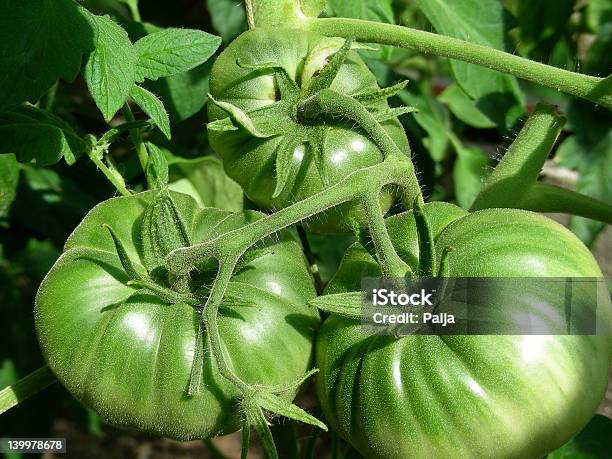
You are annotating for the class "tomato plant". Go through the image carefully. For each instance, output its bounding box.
[207,27,409,233]
[1,1,611,458]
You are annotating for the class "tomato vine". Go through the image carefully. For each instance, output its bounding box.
[1,1,611,458]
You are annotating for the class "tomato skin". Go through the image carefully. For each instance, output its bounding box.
[316,207,612,459]
[35,191,319,440]
[207,27,409,233]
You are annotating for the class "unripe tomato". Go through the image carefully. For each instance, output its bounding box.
[316,207,612,458]
[35,191,320,440]
[207,27,409,233]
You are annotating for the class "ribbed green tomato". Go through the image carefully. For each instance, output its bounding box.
[317,207,612,459]
[35,191,319,440]
[207,27,409,233]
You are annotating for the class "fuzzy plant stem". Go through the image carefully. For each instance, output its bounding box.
[471,103,612,224]
[310,19,612,111]
[87,149,131,197]
[166,158,414,274]
[362,193,409,277]
[122,104,149,174]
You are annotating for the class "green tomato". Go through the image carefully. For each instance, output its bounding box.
[207,27,409,233]
[316,207,612,459]
[35,191,319,440]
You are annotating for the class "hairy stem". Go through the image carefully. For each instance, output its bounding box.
[310,18,612,110]
[471,103,612,223]
[297,88,422,204]
[245,0,255,29]
[122,104,149,175]
[166,158,412,274]
[523,183,612,225]
[362,193,409,277]
[127,1,141,22]
[87,149,131,197]
[202,257,250,393]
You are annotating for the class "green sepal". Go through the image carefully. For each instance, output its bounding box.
[255,368,319,393]
[247,402,279,459]
[236,60,298,99]
[126,281,196,306]
[206,117,239,134]
[272,136,304,199]
[309,292,362,319]
[103,223,194,305]
[141,190,192,272]
[309,132,330,186]
[413,198,435,277]
[255,392,328,432]
[374,106,418,123]
[145,142,169,189]
[208,95,274,138]
[306,37,354,97]
[102,224,145,281]
[355,81,408,103]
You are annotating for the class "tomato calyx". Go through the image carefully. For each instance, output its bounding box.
[208,36,415,200]
[103,222,198,305]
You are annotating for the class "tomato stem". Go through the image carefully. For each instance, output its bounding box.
[362,193,410,278]
[310,18,612,111]
[471,104,612,224]
[201,257,251,392]
[87,148,131,197]
[165,159,415,274]
[122,104,150,178]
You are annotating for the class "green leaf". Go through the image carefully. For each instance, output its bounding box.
[309,292,362,319]
[585,0,612,81]
[84,14,138,122]
[452,144,489,209]
[511,0,574,62]
[0,0,94,110]
[168,155,243,212]
[0,154,19,221]
[141,191,191,271]
[398,90,451,163]
[438,84,496,129]
[134,28,221,82]
[548,415,612,458]
[328,0,395,59]
[255,392,327,432]
[123,21,214,122]
[206,0,247,43]
[416,0,524,131]
[145,143,169,189]
[208,96,273,138]
[0,105,87,166]
[328,0,393,22]
[556,102,612,247]
[145,61,213,122]
[131,85,171,139]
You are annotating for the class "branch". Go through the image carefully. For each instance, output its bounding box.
[311,19,612,110]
